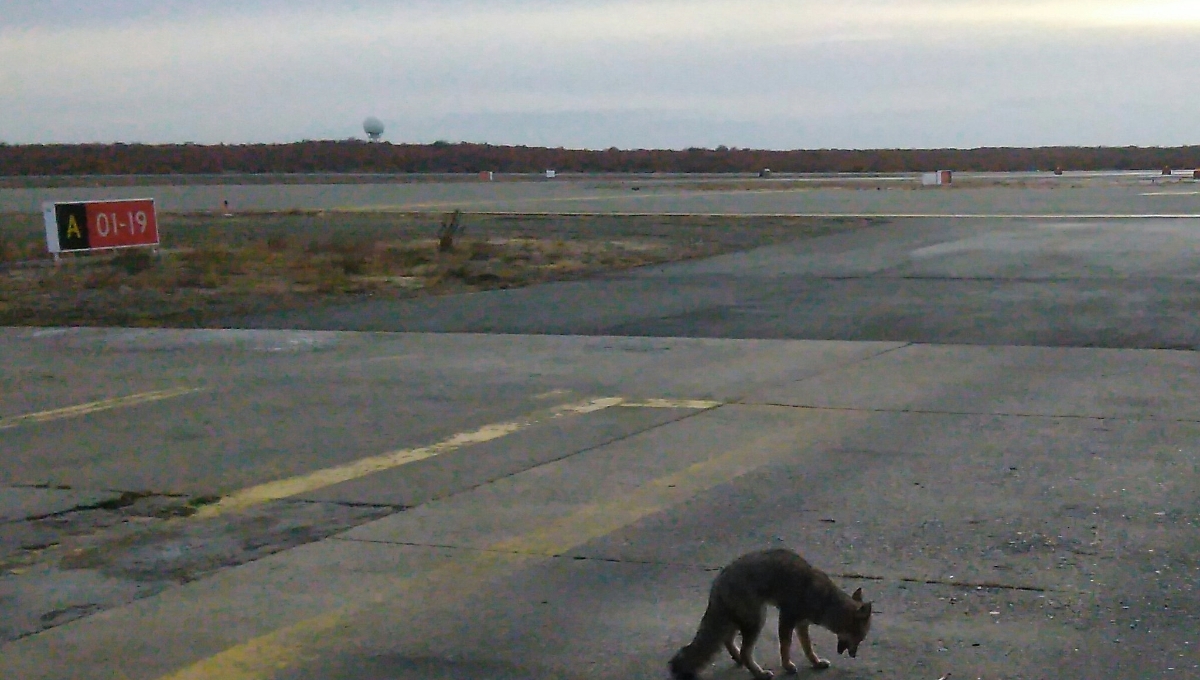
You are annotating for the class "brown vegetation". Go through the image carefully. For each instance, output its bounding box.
[0,211,861,327]
[1,141,1197,178]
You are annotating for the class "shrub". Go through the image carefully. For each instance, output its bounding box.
[111,248,156,275]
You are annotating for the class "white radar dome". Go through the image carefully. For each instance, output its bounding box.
[363,117,385,141]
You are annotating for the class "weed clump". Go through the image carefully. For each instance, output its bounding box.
[111,249,156,275]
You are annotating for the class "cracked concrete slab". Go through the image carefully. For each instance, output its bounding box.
[0,492,395,643]
[0,487,124,523]
[3,326,1199,679]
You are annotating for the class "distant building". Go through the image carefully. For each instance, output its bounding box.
[921,170,952,186]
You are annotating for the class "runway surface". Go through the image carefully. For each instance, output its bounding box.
[2,175,1198,680]
[2,171,1198,216]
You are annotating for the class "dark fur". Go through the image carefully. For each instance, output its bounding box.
[669,549,872,679]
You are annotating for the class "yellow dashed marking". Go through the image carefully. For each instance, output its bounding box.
[192,397,629,518]
[621,398,724,409]
[0,387,204,431]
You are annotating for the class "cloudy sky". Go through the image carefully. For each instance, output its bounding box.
[2,1,1199,149]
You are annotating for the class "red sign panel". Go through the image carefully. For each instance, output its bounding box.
[84,199,159,248]
[44,198,159,253]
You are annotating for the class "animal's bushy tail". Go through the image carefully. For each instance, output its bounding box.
[669,603,734,680]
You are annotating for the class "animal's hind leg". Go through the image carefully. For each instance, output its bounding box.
[737,611,773,679]
[725,631,742,665]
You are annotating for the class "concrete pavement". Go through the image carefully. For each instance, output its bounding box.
[1,331,1197,679]
[4,190,1200,678]
[234,218,1200,351]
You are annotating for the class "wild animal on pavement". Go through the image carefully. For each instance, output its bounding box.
[669,548,873,679]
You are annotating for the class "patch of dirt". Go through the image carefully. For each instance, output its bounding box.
[0,489,396,642]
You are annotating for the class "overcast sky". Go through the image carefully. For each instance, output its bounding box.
[2,1,1199,149]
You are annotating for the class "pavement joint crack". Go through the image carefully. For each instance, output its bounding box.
[896,577,1065,593]
[725,341,913,404]
[288,499,409,511]
[331,537,729,570]
[0,489,200,525]
[376,406,717,512]
[331,538,1073,594]
[744,401,1200,423]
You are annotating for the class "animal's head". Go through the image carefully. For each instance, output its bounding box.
[836,588,872,658]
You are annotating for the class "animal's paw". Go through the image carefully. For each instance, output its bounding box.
[811,658,831,670]
[783,660,798,674]
[751,671,774,680]
[667,658,696,680]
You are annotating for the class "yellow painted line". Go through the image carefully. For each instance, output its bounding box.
[192,395,724,519]
[161,552,529,680]
[0,387,204,431]
[621,398,724,409]
[160,411,853,680]
[192,397,628,518]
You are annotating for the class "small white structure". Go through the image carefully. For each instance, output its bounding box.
[921,170,952,186]
[545,169,557,179]
[479,171,494,181]
[363,117,384,142]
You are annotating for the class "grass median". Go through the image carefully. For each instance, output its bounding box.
[0,211,865,327]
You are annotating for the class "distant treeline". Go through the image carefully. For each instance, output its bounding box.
[1,141,1198,175]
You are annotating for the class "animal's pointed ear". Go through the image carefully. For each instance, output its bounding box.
[859,602,873,616]
[852,588,863,602]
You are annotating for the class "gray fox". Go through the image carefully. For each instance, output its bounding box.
[669,548,872,679]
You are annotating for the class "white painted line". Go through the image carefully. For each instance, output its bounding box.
[330,209,1200,219]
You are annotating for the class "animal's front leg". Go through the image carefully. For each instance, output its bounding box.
[778,615,798,674]
[798,624,830,670]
